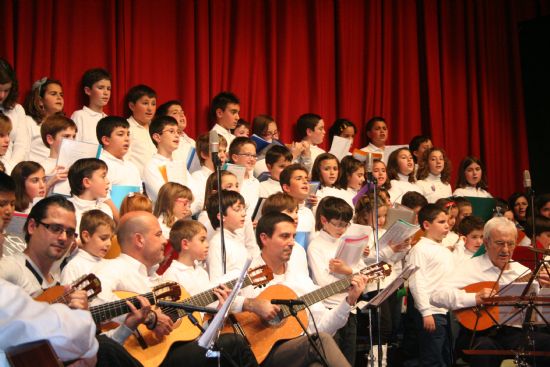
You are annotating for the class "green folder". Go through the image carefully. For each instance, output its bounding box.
[465,197,497,222]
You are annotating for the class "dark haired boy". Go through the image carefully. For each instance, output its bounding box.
[125,84,157,173]
[156,100,196,166]
[205,190,248,282]
[453,215,484,265]
[228,137,260,219]
[259,145,293,198]
[71,68,111,144]
[68,158,113,230]
[209,91,240,147]
[143,115,193,203]
[405,204,454,366]
[96,116,142,190]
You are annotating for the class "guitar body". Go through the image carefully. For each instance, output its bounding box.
[6,340,63,367]
[454,281,499,331]
[34,274,101,304]
[34,285,66,303]
[123,286,203,367]
[222,284,308,364]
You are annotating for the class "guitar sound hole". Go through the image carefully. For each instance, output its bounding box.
[267,309,284,326]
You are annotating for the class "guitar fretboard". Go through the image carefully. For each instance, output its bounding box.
[162,276,252,321]
[91,292,156,324]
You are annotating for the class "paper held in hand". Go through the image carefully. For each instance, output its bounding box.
[378,219,420,249]
[334,224,372,267]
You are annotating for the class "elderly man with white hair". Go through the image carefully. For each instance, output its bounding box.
[430,216,550,367]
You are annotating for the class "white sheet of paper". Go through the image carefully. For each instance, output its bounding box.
[378,219,419,249]
[329,135,352,161]
[224,163,247,189]
[499,282,540,326]
[53,139,101,196]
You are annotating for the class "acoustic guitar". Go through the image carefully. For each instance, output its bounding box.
[6,339,63,367]
[34,273,101,304]
[221,262,392,363]
[123,265,273,367]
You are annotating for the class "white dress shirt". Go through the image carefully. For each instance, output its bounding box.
[61,249,104,285]
[26,116,50,163]
[416,173,453,203]
[207,228,250,283]
[430,253,530,310]
[453,186,492,198]
[308,230,366,309]
[309,144,325,168]
[241,174,260,220]
[0,278,98,366]
[99,149,142,188]
[211,123,235,147]
[259,177,282,198]
[388,173,423,204]
[126,116,156,174]
[68,195,113,232]
[0,252,60,297]
[163,260,212,297]
[406,236,454,316]
[360,143,392,164]
[190,166,214,215]
[142,153,188,203]
[71,106,106,144]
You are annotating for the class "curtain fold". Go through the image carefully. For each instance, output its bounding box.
[1,0,548,197]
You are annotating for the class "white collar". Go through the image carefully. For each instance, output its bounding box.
[83,106,106,117]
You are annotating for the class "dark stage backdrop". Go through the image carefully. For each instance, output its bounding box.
[1,0,549,198]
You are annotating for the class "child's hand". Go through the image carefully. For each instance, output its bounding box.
[329,258,352,275]
[306,194,318,207]
[301,141,311,157]
[362,246,370,257]
[388,239,410,253]
[288,142,303,160]
[46,166,68,189]
[252,219,258,229]
[423,315,436,332]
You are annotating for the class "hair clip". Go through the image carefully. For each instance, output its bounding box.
[444,201,456,209]
[32,77,48,94]
[128,192,136,198]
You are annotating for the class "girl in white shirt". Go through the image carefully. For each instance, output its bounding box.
[386,148,422,204]
[415,147,453,203]
[311,153,346,213]
[453,156,492,198]
[337,156,365,209]
[11,161,47,214]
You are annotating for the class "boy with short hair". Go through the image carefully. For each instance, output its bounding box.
[125,84,158,173]
[406,204,454,366]
[71,68,111,144]
[39,115,77,187]
[401,191,428,225]
[143,115,192,203]
[209,91,240,147]
[0,114,13,173]
[156,100,195,164]
[453,215,484,264]
[525,215,550,250]
[163,219,213,295]
[280,164,316,235]
[228,137,260,219]
[96,116,142,189]
[190,132,227,215]
[259,145,293,198]
[68,158,113,230]
[205,190,247,282]
[61,209,116,284]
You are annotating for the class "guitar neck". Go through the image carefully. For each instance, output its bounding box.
[166,276,252,320]
[90,292,156,324]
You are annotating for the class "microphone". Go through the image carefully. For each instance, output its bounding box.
[157,301,218,314]
[365,153,375,184]
[523,170,532,195]
[270,299,305,306]
[209,130,220,166]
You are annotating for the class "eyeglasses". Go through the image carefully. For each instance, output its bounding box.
[492,240,515,248]
[264,130,278,138]
[236,153,257,159]
[37,220,77,239]
[161,128,179,135]
[329,220,351,229]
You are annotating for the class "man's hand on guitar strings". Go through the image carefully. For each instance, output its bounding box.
[125,295,151,330]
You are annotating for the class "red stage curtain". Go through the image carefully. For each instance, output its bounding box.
[1,0,549,198]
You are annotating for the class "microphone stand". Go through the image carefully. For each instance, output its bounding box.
[527,185,537,269]
[214,153,227,275]
[367,166,383,367]
[286,304,329,367]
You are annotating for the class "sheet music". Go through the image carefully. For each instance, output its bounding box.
[329,135,352,161]
[198,257,252,350]
[53,138,101,196]
[498,282,540,327]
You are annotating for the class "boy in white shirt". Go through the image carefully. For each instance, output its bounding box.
[125,85,157,173]
[228,137,260,220]
[143,115,189,203]
[156,100,195,164]
[209,91,240,147]
[279,164,316,239]
[68,158,113,231]
[163,219,213,296]
[206,190,248,283]
[39,115,77,190]
[190,132,228,215]
[71,68,111,144]
[406,204,454,367]
[295,113,326,167]
[61,209,115,284]
[96,116,142,189]
[259,145,292,198]
[452,215,484,265]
